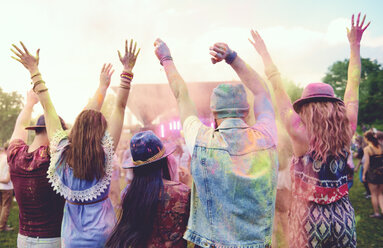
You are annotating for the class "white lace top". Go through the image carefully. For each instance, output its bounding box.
[47,129,115,202]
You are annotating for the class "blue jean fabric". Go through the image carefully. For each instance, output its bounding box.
[184,118,278,248]
[17,234,61,248]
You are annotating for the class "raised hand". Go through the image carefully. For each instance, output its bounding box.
[118,39,140,71]
[249,30,269,57]
[347,13,370,45]
[11,42,40,73]
[154,38,172,64]
[99,63,114,89]
[209,42,231,64]
[26,89,39,106]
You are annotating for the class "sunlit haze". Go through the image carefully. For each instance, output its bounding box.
[1,0,382,123]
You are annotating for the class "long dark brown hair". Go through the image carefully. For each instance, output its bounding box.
[299,101,352,161]
[105,158,171,248]
[364,130,380,148]
[62,110,107,181]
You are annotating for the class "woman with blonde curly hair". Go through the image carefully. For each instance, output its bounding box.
[249,13,370,247]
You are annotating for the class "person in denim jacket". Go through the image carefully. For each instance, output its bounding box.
[154,37,278,248]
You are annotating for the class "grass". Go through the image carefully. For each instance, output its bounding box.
[1,162,382,247]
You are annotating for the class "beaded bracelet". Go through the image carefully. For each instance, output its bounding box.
[121,72,134,79]
[266,71,280,80]
[120,78,132,84]
[32,80,46,93]
[30,72,41,80]
[120,84,131,90]
[160,56,173,66]
[37,88,48,94]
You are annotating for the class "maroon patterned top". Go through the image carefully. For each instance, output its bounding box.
[148,181,191,248]
[7,139,65,238]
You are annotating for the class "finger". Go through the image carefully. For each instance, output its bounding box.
[356,12,360,27]
[362,21,371,32]
[106,63,112,72]
[12,44,24,55]
[132,42,137,55]
[209,51,224,59]
[125,40,128,54]
[360,14,366,28]
[248,38,256,47]
[10,49,23,58]
[211,57,218,64]
[211,46,226,54]
[118,50,122,61]
[129,39,133,54]
[154,38,163,46]
[351,14,354,27]
[135,48,141,57]
[346,27,350,35]
[255,31,263,40]
[102,63,106,72]
[109,69,115,77]
[36,48,40,62]
[20,41,30,55]
[11,56,23,63]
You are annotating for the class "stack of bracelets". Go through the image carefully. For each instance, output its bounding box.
[31,72,48,94]
[120,71,133,90]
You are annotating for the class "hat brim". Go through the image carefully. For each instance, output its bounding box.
[25,125,46,130]
[293,96,343,113]
[122,144,176,169]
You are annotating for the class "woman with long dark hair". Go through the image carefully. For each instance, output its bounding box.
[11,39,140,247]
[249,13,370,247]
[362,129,383,218]
[106,131,190,248]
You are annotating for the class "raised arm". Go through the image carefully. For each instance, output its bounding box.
[10,90,39,142]
[11,42,61,140]
[209,42,274,120]
[154,39,197,125]
[85,63,114,111]
[108,39,140,149]
[344,13,370,134]
[249,30,304,141]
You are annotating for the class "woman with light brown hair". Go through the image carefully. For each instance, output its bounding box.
[11,39,140,247]
[249,13,370,247]
[362,129,383,218]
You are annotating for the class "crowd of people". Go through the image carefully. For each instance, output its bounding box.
[0,12,381,248]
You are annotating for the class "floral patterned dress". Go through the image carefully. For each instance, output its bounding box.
[148,181,191,248]
[47,130,116,248]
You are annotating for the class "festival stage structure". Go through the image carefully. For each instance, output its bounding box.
[112,81,248,138]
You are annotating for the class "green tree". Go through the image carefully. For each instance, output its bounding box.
[0,88,23,145]
[323,58,382,98]
[323,58,383,128]
[284,78,303,102]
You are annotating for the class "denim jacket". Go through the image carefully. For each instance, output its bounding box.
[183,118,278,248]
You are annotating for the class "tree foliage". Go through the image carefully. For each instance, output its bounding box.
[0,88,23,145]
[323,58,383,128]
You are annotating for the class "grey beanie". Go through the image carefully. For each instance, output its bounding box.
[210,84,249,119]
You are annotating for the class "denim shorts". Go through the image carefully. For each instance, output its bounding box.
[17,234,61,248]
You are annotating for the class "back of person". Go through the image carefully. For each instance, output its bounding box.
[7,139,65,238]
[291,152,350,204]
[366,145,383,184]
[48,130,116,248]
[148,181,190,248]
[184,117,278,247]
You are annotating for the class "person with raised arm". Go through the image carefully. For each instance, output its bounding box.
[154,38,278,247]
[249,13,370,247]
[7,87,66,246]
[10,39,139,248]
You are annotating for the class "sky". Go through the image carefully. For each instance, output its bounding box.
[1,0,383,123]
